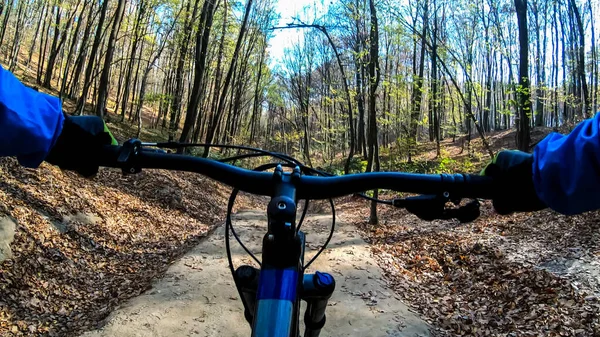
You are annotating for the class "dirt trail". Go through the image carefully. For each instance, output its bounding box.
[81,210,430,337]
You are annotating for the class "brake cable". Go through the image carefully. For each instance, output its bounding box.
[225,162,300,269]
[295,199,309,233]
[303,198,336,270]
[142,142,392,269]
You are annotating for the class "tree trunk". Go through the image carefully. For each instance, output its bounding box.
[409,0,428,162]
[532,0,544,127]
[568,0,590,117]
[45,0,80,88]
[60,0,88,99]
[26,1,45,67]
[134,16,175,135]
[179,0,219,147]
[68,0,95,99]
[207,0,228,142]
[75,0,110,115]
[168,0,201,141]
[200,0,252,158]
[96,0,126,118]
[366,0,380,225]
[515,0,531,151]
[43,2,62,87]
[37,2,51,84]
[7,0,24,71]
[120,0,146,121]
[249,35,265,145]
[431,0,440,157]
[0,0,15,50]
[590,0,597,113]
[129,40,145,121]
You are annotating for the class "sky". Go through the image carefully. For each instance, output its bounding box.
[267,0,328,69]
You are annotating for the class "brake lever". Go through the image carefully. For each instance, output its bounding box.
[118,139,143,174]
[392,195,480,223]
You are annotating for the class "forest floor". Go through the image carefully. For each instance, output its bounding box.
[345,127,600,336]
[342,200,600,336]
[0,117,260,335]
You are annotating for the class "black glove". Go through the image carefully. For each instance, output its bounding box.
[45,115,117,177]
[481,150,546,214]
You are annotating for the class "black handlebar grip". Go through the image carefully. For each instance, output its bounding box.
[460,174,496,199]
[97,145,122,168]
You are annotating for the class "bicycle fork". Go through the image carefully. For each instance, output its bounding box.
[234,265,336,337]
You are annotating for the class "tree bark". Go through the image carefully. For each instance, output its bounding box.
[0,0,15,50]
[96,0,126,118]
[200,0,252,157]
[37,2,51,84]
[75,0,110,115]
[168,0,201,141]
[249,35,266,145]
[207,0,228,143]
[568,0,590,117]
[120,0,146,121]
[366,0,380,225]
[68,0,95,99]
[515,0,531,151]
[409,0,428,162]
[431,0,440,157]
[179,0,219,147]
[44,0,80,88]
[7,0,24,71]
[26,1,46,67]
[60,0,88,99]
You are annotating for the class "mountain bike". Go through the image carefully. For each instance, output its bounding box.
[98,139,495,337]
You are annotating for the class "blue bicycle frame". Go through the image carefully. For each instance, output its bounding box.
[232,166,333,337]
[251,166,304,337]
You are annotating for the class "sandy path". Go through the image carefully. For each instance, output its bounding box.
[81,210,430,337]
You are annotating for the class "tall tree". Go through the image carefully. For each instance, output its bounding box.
[75,0,110,115]
[409,0,428,162]
[199,0,253,157]
[120,0,147,121]
[366,0,380,225]
[44,0,81,88]
[515,0,531,151]
[568,0,590,117]
[178,0,219,146]
[96,0,127,117]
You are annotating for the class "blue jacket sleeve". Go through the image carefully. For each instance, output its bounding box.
[0,65,64,168]
[533,112,600,215]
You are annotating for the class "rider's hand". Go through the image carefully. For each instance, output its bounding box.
[45,115,117,177]
[481,150,546,214]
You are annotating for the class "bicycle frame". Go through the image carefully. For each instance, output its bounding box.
[252,166,303,337]
[99,141,494,337]
[232,166,335,337]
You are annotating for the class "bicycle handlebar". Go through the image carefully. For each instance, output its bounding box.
[97,144,496,200]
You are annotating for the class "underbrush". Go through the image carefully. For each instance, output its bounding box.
[321,148,486,176]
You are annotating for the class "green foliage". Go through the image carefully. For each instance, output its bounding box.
[435,152,457,174]
[320,156,367,175]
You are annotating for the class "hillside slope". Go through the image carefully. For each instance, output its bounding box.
[0,156,231,335]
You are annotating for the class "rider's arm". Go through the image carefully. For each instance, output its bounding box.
[533,112,600,215]
[0,65,64,168]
